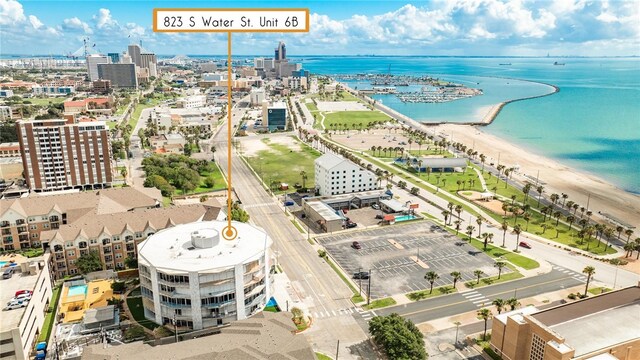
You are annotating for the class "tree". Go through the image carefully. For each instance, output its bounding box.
[507,297,520,311]
[513,225,522,252]
[203,174,216,188]
[300,170,308,189]
[230,203,250,222]
[442,210,450,226]
[120,167,128,185]
[466,225,475,241]
[476,216,484,237]
[124,325,147,342]
[474,270,484,284]
[450,271,462,289]
[501,221,509,247]
[425,271,439,294]
[111,281,126,293]
[492,298,506,314]
[477,308,492,341]
[76,251,103,274]
[583,266,595,296]
[369,313,427,360]
[410,187,420,195]
[124,256,138,269]
[494,261,506,279]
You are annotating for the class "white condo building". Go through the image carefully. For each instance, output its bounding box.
[86,55,110,82]
[176,95,207,109]
[314,153,378,196]
[137,221,273,330]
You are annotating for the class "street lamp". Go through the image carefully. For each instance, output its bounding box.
[367,269,372,305]
[454,321,461,348]
[173,313,178,343]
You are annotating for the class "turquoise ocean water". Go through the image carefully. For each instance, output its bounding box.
[298,57,640,194]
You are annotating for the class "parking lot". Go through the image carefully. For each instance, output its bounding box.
[317,221,509,299]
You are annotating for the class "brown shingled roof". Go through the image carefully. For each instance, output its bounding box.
[40,204,221,243]
[1,188,159,222]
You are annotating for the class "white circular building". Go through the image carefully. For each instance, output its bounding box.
[137,221,273,330]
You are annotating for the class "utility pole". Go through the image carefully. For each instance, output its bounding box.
[173,313,178,343]
[367,269,372,305]
[336,340,340,360]
[358,267,362,296]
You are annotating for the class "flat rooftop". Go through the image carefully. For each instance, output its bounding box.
[549,302,640,356]
[80,311,315,360]
[137,221,271,273]
[0,257,44,332]
[533,286,640,357]
[306,200,343,221]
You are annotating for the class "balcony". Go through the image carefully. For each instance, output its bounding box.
[0,221,9,228]
[103,247,112,254]
[1,229,11,235]
[15,219,25,225]
[19,235,29,242]
[17,226,27,233]
[49,216,60,223]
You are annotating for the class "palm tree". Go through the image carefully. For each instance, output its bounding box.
[450,271,462,289]
[477,308,492,341]
[299,170,308,189]
[625,229,634,244]
[494,261,506,279]
[536,185,544,208]
[425,271,439,294]
[522,183,532,203]
[476,216,484,237]
[466,225,475,241]
[442,210,451,226]
[455,205,463,220]
[474,270,484,284]
[513,225,522,252]
[454,220,462,235]
[623,242,635,258]
[506,297,520,311]
[522,212,531,231]
[492,298,506,314]
[583,266,595,297]
[501,222,509,247]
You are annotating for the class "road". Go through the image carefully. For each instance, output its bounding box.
[377,268,585,324]
[211,97,372,358]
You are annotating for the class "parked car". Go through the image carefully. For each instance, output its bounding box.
[375,214,384,219]
[352,241,362,249]
[346,222,358,229]
[519,241,532,249]
[3,300,27,311]
[2,267,14,279]
[353,272,370,280]
[13,293,31,302]
[284,201,295,206]
[371,204,380,210]
[15,290,32,297]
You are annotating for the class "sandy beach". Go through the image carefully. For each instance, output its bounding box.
[436,123,640,231]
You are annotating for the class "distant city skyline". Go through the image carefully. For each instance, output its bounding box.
[1,0,639,56]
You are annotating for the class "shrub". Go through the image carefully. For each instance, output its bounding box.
[124,325,146,342]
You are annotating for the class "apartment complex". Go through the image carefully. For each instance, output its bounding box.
[490,286,640,360]
[315,153,378,196]
[138,220,272,330]
[97,64,137,89]
[16,119,113,192]
[0,187,159,252]
[40,204,221,279]
[0,253,53,360]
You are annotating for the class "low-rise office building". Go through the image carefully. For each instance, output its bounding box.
[262,101,287,131]
[490,286,640,360]
[138,221,272,330]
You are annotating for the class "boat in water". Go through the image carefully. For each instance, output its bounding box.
[499,63,512,66]
[554,61,565,66]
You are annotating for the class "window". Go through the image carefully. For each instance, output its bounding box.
[530,334,546,360]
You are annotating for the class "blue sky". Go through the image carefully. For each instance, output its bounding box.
[1,0,639,56]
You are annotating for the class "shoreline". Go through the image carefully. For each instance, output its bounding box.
[341,83,640,231]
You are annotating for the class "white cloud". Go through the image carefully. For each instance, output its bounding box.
[0,0,26,25]
[468,24,496,39]
[94,8,117,29]
[63,17,93,34]
[28,15,43,29]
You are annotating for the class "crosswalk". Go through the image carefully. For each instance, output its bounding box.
[311,307,358,319]
[460,289,491,308]
[356,308,377,321]
[243,202,276,209]
[552,265,588,282]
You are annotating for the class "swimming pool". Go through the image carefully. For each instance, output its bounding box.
[67,285,87,297]
[395,215,418,222]
[0,261,6,268]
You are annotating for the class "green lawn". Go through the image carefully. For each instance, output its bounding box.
[37,285,62,343]
[362,297,397,310]
[323,110,390,130]
[26,97,66,106]
[126,296,160,330]
[400,165,485,194]
[588,287,611,295]
[464,270,524,289]
[466,238,540,270]
[315,352,333,360]
[407,286,457,301]
[174,163,226,195]
[245,138,321,194]
[305,101,318,112]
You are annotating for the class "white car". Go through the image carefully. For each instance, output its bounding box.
[4,300,27,311]
[13,293,31,302]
